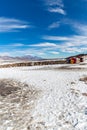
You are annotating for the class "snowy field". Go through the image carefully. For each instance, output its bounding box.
[0,63,87,130]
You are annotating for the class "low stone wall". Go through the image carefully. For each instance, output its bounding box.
[0,60,66,68]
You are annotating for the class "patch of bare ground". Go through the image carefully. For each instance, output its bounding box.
[0,79,42,130]
[82,93,87,97]
[0,79,21,96]
[79,77,87,84]
[70,88,80,96]
[70,82,75,85]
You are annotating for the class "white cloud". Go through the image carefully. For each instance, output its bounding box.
[45,0,63,7]
[43,35,87,46]
[62,47,82,53]
[48,22,60,29]
[73,23,87,35]
[8,48,46,57]
[43,0,66,15]
[12,43,24,47]
[48,19,87,36]
[0,43,24,47]
[42,34,87,54]
[29,42,57,47]
[0,41,86,58]
[43,36,69,41]
[50,51,59,54]
[0,52,10,56]
[0,17,30,32]
[59,19,87,35]
[48,7,66,15]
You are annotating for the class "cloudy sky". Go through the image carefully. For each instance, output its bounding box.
[0,0,87,58]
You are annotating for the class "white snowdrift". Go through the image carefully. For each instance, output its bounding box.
[0,64,87,130]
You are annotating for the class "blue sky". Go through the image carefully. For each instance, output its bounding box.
[0,0,87,58]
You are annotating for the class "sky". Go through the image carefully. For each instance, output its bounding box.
[0,0,87,58]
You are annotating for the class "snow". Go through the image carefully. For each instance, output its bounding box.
[0,64,87,130]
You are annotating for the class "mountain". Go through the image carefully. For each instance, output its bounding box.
[0,55,42,61]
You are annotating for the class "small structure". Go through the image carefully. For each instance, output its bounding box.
[80,57,83,62]
[77,56,84,63]
[70,57,76,64]
[66,55,84,64]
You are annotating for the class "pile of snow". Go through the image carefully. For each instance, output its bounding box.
[0,64,87,130]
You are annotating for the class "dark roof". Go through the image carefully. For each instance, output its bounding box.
[66,54,87,59]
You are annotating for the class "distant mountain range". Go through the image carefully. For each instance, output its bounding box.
[0,55,42,61]
[1,53,86,61]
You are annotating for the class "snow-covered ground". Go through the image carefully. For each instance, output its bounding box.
[0,64,87,130]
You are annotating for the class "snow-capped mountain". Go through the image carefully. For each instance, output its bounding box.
[0,55,42,61]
